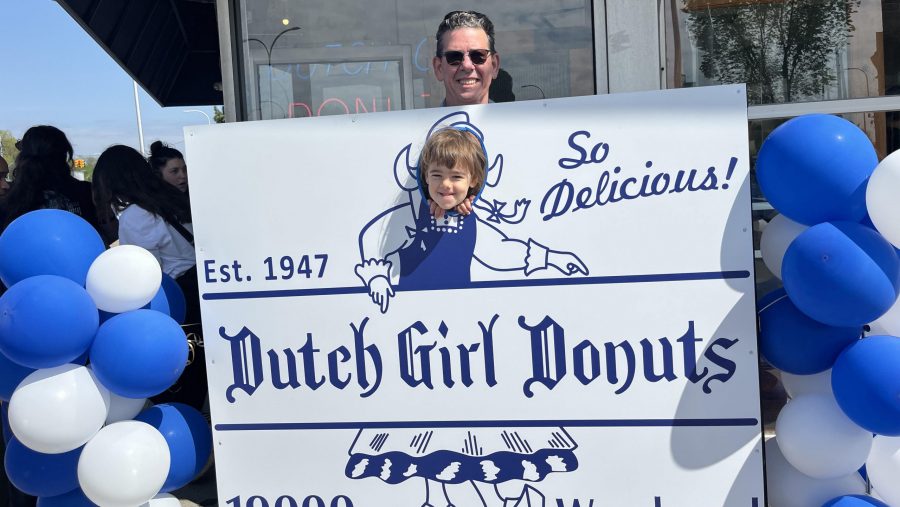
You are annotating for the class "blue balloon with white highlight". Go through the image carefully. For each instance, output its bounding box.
[0,275,99,369]
[755,114,878,225]
[832,335,900,436]
[782,221,900,327]
[0,210,105,287]
[759,293,860,374]
[135,403,212,492]
[822,495,889,507]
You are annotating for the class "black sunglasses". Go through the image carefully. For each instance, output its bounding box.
[441,49,492,66]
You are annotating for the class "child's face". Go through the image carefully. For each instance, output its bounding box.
[426,163,474,210]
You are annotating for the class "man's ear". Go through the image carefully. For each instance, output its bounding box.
[492,53,500,78]
[433,56,445,82]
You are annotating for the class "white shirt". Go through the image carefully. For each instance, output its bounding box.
[117,204,196,278]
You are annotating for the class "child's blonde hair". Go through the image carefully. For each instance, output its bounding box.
[418,128,486,197]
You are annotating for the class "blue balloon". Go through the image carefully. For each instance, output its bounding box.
[0,209,105,287]
[822,495,890,507]
[90,309,188,398]
[832,335,900,435]
[757,287,786,313]
[135,403,212,492]
[860,214,900,259]
[97,309,117,325]
[37,487,97,507]
[139,275,184,324]
[160,274,186,324]
[0,275,99,368]
[4,437,81,497]
[147,284,171,316]
[759,293,861,374]
[0,351,35,401]
[756,114,877,225]
[782,222,900,327]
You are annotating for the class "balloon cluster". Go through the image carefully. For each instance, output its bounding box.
[756,115,900,507]
[0,210,211,506]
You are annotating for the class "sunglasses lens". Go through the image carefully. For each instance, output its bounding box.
[444,51,464,65]
[443,50,491,66]
[469,50,488,64]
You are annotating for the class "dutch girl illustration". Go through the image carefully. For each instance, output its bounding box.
[348,113,587,507]
[354,112,588,313]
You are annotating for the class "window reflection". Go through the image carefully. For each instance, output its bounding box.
[236,0,595,120]
[669,0,899,105]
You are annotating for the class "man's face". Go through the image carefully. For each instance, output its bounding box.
[0,159,9,197]
[433,27,499,106]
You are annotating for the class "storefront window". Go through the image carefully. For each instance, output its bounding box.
[234,0,595,120]
[667,0,900,105]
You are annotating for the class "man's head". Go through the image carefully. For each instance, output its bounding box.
[419,128,486,210]
[0,157,10,197]
[433,11,500,106]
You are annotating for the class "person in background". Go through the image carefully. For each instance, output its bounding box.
[433,10,500,107]
[148,140,188,193]
[0,126,97,232]
[92,145,206,410]
[0,157,11,197]
[0,146,35,507]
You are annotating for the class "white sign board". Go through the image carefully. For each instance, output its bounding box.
[186,85,763,507]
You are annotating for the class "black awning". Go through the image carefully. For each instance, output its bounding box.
[57,0,223,107]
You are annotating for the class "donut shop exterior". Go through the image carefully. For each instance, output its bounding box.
[54,0,900,503]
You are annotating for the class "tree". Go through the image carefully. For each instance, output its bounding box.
[687,0,860,104]
[0,130,20,166]
[213,106,225,123]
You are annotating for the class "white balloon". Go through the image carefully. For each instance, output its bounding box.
[868,295,900,337]
[106,392,149,424]
[78,421,170,507]
[775,394,872,479]
[141,493,182,506]
[866,150,900,249]
[780,369,832,399]
[760,214,808,280]
[765,437,867,507]
[867,435,900,506]
[86,245,162,313]
[8,364,109,454]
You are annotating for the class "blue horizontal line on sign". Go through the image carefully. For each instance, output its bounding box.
[214,418,759,432]
[202,270,751,301]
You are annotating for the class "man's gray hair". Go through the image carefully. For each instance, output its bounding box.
[435,10,496,56]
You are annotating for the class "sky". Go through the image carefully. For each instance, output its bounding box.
[0,0,217,157]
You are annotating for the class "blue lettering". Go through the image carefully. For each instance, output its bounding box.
[677,321,708,384]
[399,318,499,390]
[702,337,739,394]
[558,131,591,169]
[204,260,216,283]
[520,315,567,398]
[223,326,265,403]
[398,321,436,389]
[604,341,636,395]
[540,179,574,221]
[542,155,740,221]
[640,337,676,382]
[351,318,382,398]
[268,348,301,389]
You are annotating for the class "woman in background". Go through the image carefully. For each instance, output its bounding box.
[0,125,97,232]
[92,145,206,410]
[148,140,188,193]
